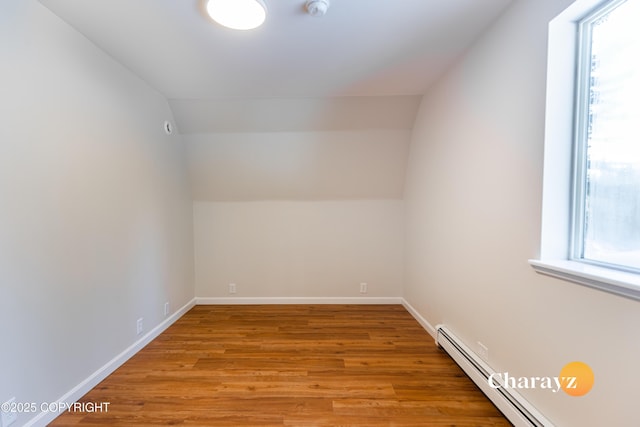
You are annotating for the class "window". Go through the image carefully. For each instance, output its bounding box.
[530,0,640,301]
[572,0,640,272]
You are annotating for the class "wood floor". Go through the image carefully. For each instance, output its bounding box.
[49,305,511,426]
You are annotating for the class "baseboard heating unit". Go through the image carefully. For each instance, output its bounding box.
[435,325,553,427]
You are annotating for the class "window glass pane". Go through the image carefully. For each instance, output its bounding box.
[583,0,640,270]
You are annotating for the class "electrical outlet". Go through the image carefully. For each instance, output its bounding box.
[477,342,489,362]
[136,318,143,335]
[164,302,170,317]
[229,283,237,294]
[1,397,17,427]
[360,282,368,294]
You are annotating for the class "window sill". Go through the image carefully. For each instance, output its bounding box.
[529,259,640,301]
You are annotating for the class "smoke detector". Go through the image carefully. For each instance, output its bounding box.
[305,0,330,17]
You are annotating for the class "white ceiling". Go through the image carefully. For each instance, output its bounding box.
[38,0,512,133]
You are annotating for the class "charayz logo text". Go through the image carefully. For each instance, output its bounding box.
[488,372,576,393]
[488,361,594,396]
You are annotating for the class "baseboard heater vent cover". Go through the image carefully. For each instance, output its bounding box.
[435,325,553,427]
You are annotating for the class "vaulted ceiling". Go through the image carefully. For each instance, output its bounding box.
[38,0,511,131]
[37,0,513,200]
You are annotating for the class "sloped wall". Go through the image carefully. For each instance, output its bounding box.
[187,128,410,300]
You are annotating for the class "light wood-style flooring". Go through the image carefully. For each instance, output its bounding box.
[49,305,511,426]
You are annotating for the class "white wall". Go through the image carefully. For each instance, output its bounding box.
[185,130,411,201]
[187,124,410,302]
[0,1,194,425]
[403,0,640,425]
[194,200,404,299]
[170,97,421,134]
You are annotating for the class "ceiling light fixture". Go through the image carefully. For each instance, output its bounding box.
[206,0,267,30]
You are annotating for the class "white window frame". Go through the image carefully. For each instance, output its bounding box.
[530,0,640,301]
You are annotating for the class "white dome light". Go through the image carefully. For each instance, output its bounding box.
[206,0,267,30]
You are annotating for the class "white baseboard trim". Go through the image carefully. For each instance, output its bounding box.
[195,296,404,305]
[400,298,437,339]
[26,298,197,427]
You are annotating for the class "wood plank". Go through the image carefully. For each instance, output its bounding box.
[49,305,511,426]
